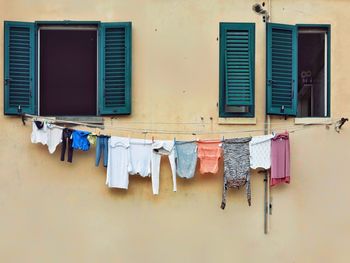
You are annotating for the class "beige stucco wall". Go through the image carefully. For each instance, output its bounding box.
[1,0,350,262]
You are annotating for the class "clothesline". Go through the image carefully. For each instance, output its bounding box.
[23,114,337,137]
[24,113,340,126]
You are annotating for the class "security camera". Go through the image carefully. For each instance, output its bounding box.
[252,3,270,22]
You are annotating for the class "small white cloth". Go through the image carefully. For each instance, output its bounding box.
[31,122,62,154]
[106,137,131,189]
[129,138,152,177]
[249,134,274,169]
[152,140,177,195]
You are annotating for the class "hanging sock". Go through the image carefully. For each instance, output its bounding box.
[60,128,74,162]
[95,136,110,167]
[31,121,63,154]
[197,140,222,174]
[270,132,290,186]
[221,137,252,209]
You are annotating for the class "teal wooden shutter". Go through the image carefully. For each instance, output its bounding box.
[98,22,131,115]
[224,24,254,107]
[266,23,297,116]
[4,21,36,115]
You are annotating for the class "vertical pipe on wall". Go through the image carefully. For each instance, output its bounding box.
[264,0,272,235]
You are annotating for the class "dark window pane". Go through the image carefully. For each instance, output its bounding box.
[40,29,97,116]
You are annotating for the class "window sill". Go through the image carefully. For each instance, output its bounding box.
[218,117,256,125]
[294,117,332,125]
[47,116,104,126]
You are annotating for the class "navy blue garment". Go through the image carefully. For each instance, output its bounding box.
[72,130,91,151]
[96,136,109,167]
[61,128,74,162]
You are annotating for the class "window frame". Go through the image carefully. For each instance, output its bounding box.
[296,24,331,118]
[219,22,255,118]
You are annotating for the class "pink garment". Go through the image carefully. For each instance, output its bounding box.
[270,132,290,186]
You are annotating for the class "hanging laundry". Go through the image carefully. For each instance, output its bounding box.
[197,140,222,174]
[270,132,290,186]
[249,134,274,170]
[72,130,91,151]
[129,138,152,177]
[87,134,97,145]
[152,140,177,195]
[221,137,252,209]
[31,121,63,154]
[106,137,131,189]
[175,141,198,179]
[95,136,109,167]
[61,128,74,162]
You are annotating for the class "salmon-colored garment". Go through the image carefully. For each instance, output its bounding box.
[197,140,222,174]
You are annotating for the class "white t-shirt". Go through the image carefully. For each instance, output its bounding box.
[129,138,152,177]
[106,137,131,189]
[31,122,63,154]
[249,134,274,169]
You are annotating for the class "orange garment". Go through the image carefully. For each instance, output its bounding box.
[197,140,222,174]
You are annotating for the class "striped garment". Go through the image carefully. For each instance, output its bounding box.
[221,137,252,209]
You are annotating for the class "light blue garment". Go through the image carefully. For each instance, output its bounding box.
[96,136,109,167]
[72,130,91,151]
[175,141,198,179]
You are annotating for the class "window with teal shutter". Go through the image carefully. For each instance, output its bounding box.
[98,22,132,115]
[219,23,255,117]
[4,21,36,115]
[266,23,298,116]
[4,21,132,117]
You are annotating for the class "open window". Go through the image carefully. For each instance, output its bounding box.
[266,23,330,117]
[4,21,132,116]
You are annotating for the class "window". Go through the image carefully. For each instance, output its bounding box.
[219,23,255,118]
[266,23,330,117]
[4,21,132,116]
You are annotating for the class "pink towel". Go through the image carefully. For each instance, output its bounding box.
[270,132,290,186]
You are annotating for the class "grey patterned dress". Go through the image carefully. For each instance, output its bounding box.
[221,137,252,209]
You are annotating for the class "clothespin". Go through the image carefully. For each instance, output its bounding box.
[222,135,225,142]
[152,136,154,143]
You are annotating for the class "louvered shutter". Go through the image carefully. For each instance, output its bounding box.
[98,22,131,115]
[224,24,254,107]
[4,21,36,115]
[266,23,297,116]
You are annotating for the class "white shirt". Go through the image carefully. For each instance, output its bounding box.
[129,138,152,177]
[31,122,62,154]
[249,134,274,169]
[106,137,131,189]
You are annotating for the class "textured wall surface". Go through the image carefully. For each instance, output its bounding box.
[1,0,350,262]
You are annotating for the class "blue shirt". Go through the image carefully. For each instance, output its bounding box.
[72,130,91,151]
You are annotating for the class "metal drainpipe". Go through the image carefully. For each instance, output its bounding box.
[264,0,272,235]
